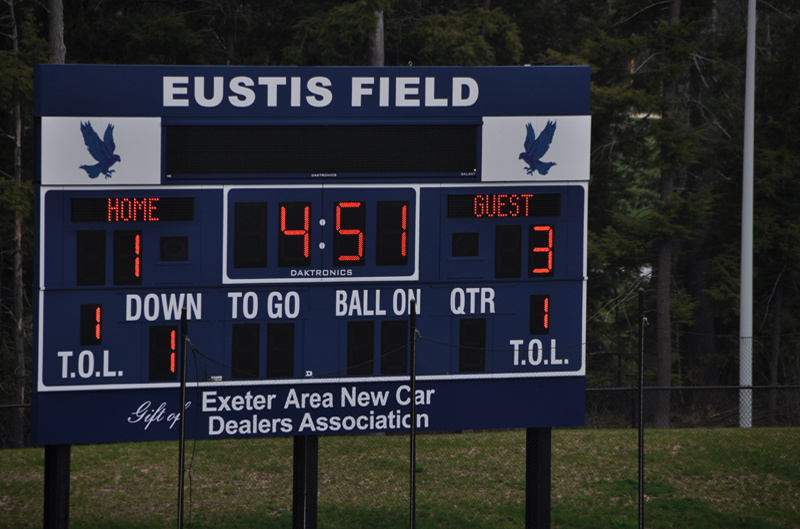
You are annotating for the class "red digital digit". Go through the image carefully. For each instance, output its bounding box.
[530,295,550,334]
[529,225,554,277]
[80,303,103,345]
[113,230,142,285]
[95,306,102,341]
[278,202,311,267]
[170,329,177,374]
[376,201,409,266]
[334,201,365,264]
[134,234,141,278]
[281,204,310,256]
[401,204,408,257]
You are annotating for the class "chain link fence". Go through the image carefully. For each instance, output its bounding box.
[2,331,800,527]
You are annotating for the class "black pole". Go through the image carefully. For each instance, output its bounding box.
[409,299,417,529]
[525,427,551,529]
[177,308,188,529]
[293,435,318,529]
[638,289,645,529]
[44,444,70,529]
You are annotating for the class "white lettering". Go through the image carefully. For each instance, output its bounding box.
[284,291,300,319]
[257,77,287,107]
[352,77,373,107]
[243,292,258,319]
[453,77,479,106]
[336,290,348,316]
[228,292,242,319]
[306,77,333,107]
[126,294,142,321]
[396,77,420,107]
[425,77,448,107]
[58,350,72,378]
[228,76,255,107]
[163,77,189,107]
[194,76,224,107]
[144,294,159,321]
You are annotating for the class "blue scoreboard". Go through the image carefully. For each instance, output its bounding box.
[33,65,590,445]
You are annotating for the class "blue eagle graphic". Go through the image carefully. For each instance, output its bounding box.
[79,121,121,179]
[519,120,557,176]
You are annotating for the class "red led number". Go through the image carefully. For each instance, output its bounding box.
[170,329,177,374]
[134,234,141,278]
[401,204,408,257]
[530,295,550,335]
[376,201,409,266]
[529,225,554,277]
[95,306,102,341]
[335,202,365,264]
[281,204,310,258]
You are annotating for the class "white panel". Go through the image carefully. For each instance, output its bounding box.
[41,117,161,185]
[481,116,590,182]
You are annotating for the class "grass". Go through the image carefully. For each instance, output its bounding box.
[1,428,798,528]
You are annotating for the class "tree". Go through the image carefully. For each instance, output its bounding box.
[0,0,47,446]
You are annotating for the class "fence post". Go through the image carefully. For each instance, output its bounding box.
[525,427,551,529]
[410,299,417,529]
[177,308,188,529]
[44,444,70,529]
[638,288,645,529]
[293,435,318,529]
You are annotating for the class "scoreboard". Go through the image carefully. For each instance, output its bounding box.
[32,65,590,445]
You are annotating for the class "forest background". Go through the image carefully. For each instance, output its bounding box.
[1,0,799,440]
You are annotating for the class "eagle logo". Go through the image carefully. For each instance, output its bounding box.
[79,121,121,179]
[519,120,557,176]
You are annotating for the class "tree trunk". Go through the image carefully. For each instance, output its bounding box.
[369,10,384,66]
[653,0,683,429]
[654,210,673,429]
[768,283,782,425]
[12,99,26,448]
[49,0,66,63]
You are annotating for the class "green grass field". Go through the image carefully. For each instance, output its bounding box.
[1,428,798,528]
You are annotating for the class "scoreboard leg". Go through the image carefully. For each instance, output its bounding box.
[44,444,70,529]
[292,435,318,529]
[525,427,551,529]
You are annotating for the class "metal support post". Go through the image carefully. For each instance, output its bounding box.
[44,444,70,529]
[525,427,551,529]
[293,435,319,529]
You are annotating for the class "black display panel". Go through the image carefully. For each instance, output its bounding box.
[347,321,374,375]
[233,202,268,268]
[381,320,408,375]
[166,124,478,176]
[232,324,260,379]
[459,318,486,373]
[267,323,294,378]
[495,225,521,278]
[76,230,106,286]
